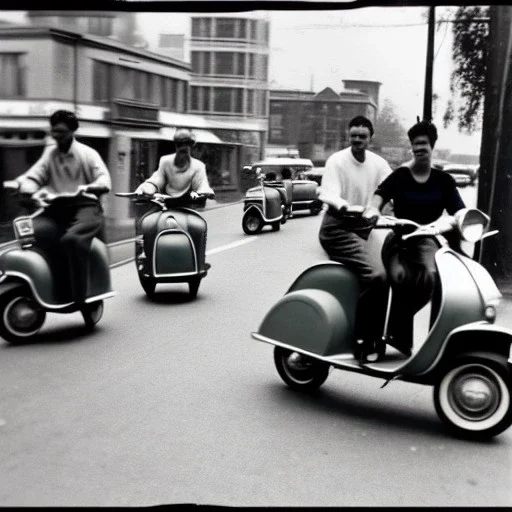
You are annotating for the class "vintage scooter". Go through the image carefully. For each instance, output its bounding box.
[242,170,290,235]
[251,206,512,440]
[0,181,115,344]
[116,191,214,299]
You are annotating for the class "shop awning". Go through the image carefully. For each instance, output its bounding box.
[76,123,112,138]
[160,127,223,144]
[0,119,48,130]
[193,129,222,144]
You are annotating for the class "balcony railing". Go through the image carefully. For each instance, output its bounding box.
[105,99,162,128]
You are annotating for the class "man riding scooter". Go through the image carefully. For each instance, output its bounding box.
[369,118,466,358]
[317,115,393,363]
[14,109,111,305]
[134,128,215,274]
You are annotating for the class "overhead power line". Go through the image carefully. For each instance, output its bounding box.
[274,18,489,30]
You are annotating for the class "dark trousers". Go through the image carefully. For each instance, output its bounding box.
[32,203,104,303]
[319,215,388,343]
[382,234,440,351]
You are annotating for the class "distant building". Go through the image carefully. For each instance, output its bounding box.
[0,14,258,230]
[188,13,271,189]
[268,81,379,164]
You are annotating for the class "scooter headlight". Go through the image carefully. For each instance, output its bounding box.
[484,304,496,323]
[13,217,34,238]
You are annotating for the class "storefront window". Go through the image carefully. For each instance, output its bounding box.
[0,53,25,98]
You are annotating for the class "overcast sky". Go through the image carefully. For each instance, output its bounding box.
[0,6,483,155]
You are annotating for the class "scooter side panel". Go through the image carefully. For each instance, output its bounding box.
[87,238,114,297]
[257,288,352,356]
[0,248,57,304]
[288,262,360,335]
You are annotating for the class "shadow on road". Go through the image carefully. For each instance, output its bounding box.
[265,382,503,445]
[0,323,104,348]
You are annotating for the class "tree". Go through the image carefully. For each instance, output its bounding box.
[373,99,409,149]
[443,6,490,134]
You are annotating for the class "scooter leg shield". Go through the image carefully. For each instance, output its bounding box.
[257,288,352,356]
[87,238,114,297]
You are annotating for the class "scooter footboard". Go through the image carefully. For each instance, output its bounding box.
[257,288,352,356]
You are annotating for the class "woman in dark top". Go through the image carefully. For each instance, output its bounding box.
[368,120,466,356]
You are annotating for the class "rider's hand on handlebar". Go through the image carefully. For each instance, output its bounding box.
[362,206,380,220]
[189,191,199,200]
[135,183,156,196]
[18,180,39,195]
[31,189,53,207]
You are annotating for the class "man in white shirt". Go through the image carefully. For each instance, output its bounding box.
[135,129,214,272]
[16,109,111,305]
[318,115,393,362]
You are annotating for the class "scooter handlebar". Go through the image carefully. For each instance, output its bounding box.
[3,180,20,191]
[115,191,214,204]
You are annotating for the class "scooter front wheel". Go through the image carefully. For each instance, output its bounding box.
[0,288,46,344]
[139,274,156,298]
[242,211,263,235]
[188,276,201,299]
[434,355,512,440]
[81,300,104,330]
[274,346,330,391]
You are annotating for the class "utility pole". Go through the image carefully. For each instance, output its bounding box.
[478,5,512,286]
[423,6,436,122]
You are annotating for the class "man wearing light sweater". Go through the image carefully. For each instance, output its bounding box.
[135,128,214,273]
[318,115,392,363]
[15,109,111,305]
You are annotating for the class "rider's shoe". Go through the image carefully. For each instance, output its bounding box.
[357,337,386,365]
[205,262,211,271]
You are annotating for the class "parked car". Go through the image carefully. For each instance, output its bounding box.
[442,163,478,187]
[303,166,325,186]
[243,158,322,216]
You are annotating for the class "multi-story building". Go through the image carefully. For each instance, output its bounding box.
[0,11,265,234]
[268,81,380,164]
[188,13,271,180]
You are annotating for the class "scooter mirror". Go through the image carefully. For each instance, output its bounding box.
[455,208,490,242]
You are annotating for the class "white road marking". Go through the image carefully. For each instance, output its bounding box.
[206,237,258,255]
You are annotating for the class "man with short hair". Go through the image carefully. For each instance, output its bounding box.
[370,119,466,356]
[135,128,214,272]
[16,109,111,304]
[318,115,393,362]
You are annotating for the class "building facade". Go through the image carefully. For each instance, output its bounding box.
[188,13,271,184]
[0,11,271,234]
[268,81,380,164]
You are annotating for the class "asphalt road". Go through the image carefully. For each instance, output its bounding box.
[1,184,511,507]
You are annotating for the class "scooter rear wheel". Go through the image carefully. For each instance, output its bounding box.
[271,221,281,232]
[274,346,330,391]
[0,288,46,344]
[433,355,512,440]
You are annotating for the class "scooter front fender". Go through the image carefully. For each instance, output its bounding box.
[255,288,352,356]
[0,278,25,298]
